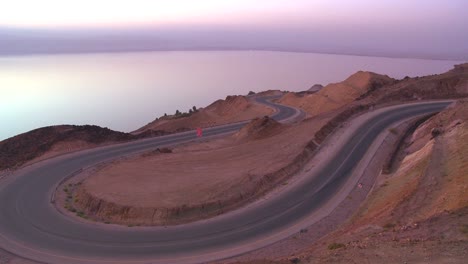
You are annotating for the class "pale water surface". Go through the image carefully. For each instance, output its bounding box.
[0,51,463,140]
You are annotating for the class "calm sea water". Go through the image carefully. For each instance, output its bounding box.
[0,51,463,140]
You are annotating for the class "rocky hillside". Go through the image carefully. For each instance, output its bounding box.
[230,65,468,263]
[359,100,467,226]
[360,63,468,103]
[134,95,273,134]
[289,100,468,263]
[0,125,160,170]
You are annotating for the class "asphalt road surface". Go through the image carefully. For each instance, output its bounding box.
[0,98,450,264]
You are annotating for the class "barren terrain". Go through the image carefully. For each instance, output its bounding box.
[278,71,394,117]
[2,64,467,263]
[228,99,468,264]
[0,93,274,176]
[65,64,468,230]
[292,100,468,264]
[0,125,145,171]
[133,95,274,134]
[72,115,330,225]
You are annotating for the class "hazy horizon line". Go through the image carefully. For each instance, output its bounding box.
[1,47,466,62]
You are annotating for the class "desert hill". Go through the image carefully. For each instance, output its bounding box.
[0,125,161,170]
[133,95,274,134]
[279,71,395,116]
[0,94,274,171]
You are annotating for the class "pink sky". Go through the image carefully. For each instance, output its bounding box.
[1,0,465,29]
[1,0,467,59]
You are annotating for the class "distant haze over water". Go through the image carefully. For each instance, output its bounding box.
[0,51,463,140]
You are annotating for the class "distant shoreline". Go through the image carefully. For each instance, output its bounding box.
[0,48,465,62]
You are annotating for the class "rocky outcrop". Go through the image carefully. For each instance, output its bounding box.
[75,186,233,225]
[362,63,468,103]
[235,116,284,141]
[381,114,436,174]
[309,84,324,92]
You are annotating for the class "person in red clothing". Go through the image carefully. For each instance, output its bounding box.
[196,127,203,137]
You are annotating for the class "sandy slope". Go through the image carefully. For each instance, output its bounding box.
[134,95,274,134]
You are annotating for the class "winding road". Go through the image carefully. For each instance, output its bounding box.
[0,97,450,264]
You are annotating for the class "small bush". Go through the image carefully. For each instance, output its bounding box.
[460,224,468,235]
[431,128,443,137]
[328,242,345,250]
[388,128,398,135]
[159,147,172,153]
[76,211,85,218]
[384,223,396,229]
[289,257,300,264]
